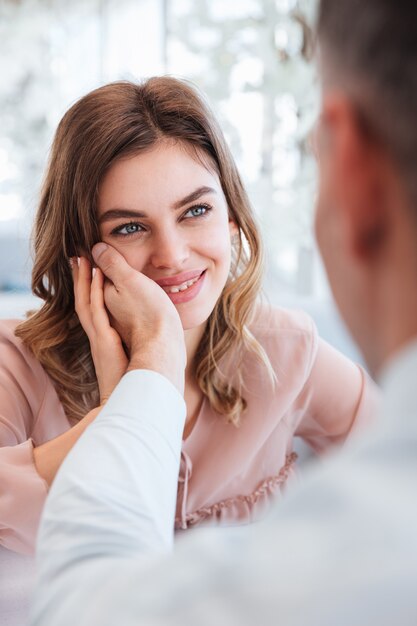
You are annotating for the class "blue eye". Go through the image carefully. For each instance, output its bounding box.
[184,204,211,218]
[111,222,144,236]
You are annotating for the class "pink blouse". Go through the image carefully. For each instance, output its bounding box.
[0,305,378,555]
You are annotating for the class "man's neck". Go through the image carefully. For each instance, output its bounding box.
[371,263,417,379]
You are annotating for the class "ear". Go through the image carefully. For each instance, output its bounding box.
[321,94,389,260]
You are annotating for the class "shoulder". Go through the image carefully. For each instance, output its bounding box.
[0,318,52,440]
[249,302,317,353]
[0,318,25,340]
[0,318,25,351]
[0,318,31,353]
[250,302,316,334]
[243,302,319,384]
[0,318,46,378]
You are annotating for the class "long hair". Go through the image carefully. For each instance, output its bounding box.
[16,78,273,425]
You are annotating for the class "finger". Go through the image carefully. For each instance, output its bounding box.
[92,243,134,290]
[90,268,113,333]
[73,256,94,334]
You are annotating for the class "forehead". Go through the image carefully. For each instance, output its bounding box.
[97,141,222,214]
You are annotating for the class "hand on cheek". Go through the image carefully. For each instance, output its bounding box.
[92,242,186,393]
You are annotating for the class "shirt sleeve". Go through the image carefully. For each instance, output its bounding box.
[30,368,414,626]
[294,335,380,453]
[32,368,186,625]
[0,322,49,554]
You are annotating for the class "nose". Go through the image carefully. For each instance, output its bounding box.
[148,228,190,271]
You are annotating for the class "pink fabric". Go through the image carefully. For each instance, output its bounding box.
[0,306,379,555]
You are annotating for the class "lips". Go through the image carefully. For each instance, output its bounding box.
[154,269,205,288]
[162,274,201,294]
[155,270,206,305]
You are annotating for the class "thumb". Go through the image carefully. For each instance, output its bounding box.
[92,243,132,288]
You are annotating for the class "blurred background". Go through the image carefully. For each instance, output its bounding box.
[0,0,361,362]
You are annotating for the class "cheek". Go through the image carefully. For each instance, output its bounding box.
[202,228,232,274]
[193,212,233,263]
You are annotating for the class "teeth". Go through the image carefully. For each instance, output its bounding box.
[165,276,200,294]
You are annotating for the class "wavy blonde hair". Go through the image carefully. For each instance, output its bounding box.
[16,78,274,426]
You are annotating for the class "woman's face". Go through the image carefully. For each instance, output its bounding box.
[97,142,237,330]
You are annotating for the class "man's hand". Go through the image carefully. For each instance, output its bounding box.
[92,242,186,394]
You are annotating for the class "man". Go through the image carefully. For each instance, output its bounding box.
[31,0,417,624]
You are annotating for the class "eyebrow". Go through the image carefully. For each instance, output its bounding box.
[172,186,217,210]
[99,185,217,224]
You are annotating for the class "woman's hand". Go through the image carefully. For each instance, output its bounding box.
[72,256,128,404]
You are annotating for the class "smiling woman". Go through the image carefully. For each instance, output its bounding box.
[16,78,267,427]
[97,145,235,329]
[0,78,378,563]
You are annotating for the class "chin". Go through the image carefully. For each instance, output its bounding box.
[177,306,213,332]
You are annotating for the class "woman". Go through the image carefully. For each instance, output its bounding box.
[0,77,378,557]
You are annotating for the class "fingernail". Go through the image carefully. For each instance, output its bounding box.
[92,267,97,278]
[92,243,108,262]
[69,258,74,270]
[77,256,81,267]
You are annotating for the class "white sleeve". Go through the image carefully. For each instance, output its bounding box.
[93,451,414,626]
[32,402,417,626]
[31,369,186,626]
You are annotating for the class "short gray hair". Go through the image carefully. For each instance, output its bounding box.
[317,0,417,206]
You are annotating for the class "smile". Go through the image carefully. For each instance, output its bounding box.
[163,275,201,294]
[156,270,206,305]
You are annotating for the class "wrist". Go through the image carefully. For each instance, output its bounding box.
[128,340,185,394]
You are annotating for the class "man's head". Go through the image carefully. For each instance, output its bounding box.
[315,0,417,375]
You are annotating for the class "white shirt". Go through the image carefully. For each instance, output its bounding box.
[31,345,417,626]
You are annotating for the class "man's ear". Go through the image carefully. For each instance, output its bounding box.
[323,94,388,260]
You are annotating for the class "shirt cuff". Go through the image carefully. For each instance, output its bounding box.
[96,369,186,445]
